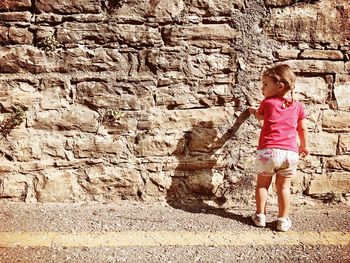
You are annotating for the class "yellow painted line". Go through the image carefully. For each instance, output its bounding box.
[0,231,349,248]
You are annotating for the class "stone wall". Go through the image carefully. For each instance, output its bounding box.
[0,0,349,203]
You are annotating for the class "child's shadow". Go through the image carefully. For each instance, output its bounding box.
[166,109,254,225]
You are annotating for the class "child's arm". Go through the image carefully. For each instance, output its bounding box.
[249,107,264,126]
[297,118,309,157]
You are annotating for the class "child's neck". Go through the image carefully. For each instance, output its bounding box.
[276,90,290,99]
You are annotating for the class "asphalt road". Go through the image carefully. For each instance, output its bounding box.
[0,200,349,263]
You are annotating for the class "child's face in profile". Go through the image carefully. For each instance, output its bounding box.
[261,75,282,98]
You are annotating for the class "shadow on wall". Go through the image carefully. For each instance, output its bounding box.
[166,109,252,220]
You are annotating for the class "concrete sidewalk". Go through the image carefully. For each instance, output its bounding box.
[0,201,349,262]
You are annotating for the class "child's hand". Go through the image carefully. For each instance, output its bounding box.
[249,107,263,126]
[249,107,258,115]
[299,146,309,158]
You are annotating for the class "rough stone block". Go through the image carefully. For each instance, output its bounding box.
[167,170,221,198]
[78,164,142,201]
[323,110,350,132]
[71,134,130,159]
[264,0,296,7]
[346,62,350,72]
[36,169,85,202]
[162,25,241,48]
[264,1,350,46]
[188,128,223,153]
[339,135,350,155]
[5,129,42,161]
[146,49,187,72]
[334,74,350,109]
[57,22,162,47]
[275,49,300,60]
[109,0,185,21]
[155,83,236,109]
[0,27,9,44]
[306,172,350,195]
[0,11,32,22]
[291,171,310,194]
[0,173,32,201]
[298,155,322,173]
[150,50,236,79]
[102,117,138,136]
[171,156,223,171]
[294,77,328,103]
[0,46,145,74]
[133,133,179,157]
[325,156,350,171]
[0,80,40,110]
[35,13,63,23]
[9,27,33,44]
[0,46,59,73]
[302,107,322,133]
[300,50,343,60]
[76,81,154,111]
[284,60,345,74]
[69,135,95,158]
[38,132,67,159]
[145,171,172,197]
[38,77,72,110]
[182,54,237,78]
[0,161,16,172]
[35,0,102,14]
[0,0,31,11]
[308,132,338,156]
[19,160,55,172]
[147,107,237,133]
[30,105,99,133]
[187,0,245,14]
[65,47,139,73]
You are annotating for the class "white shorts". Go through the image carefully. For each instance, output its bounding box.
[255,148,299,177]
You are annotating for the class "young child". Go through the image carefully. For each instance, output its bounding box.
[249,64,309,232]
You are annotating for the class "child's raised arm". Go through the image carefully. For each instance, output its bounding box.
[249,107,264,127]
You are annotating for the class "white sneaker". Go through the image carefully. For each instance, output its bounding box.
[251,213,266,227]
[277,217,292,232]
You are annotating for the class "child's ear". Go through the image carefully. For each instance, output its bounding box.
[277,82,285,90]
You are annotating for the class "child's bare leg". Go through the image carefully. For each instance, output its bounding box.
[255,174,273,214]
[275,174,292,218]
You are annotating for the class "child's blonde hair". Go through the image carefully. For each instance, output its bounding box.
[263,64,296,91]
[263,64,296,106]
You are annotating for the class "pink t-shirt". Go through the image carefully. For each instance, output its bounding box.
[257,97,307,153]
